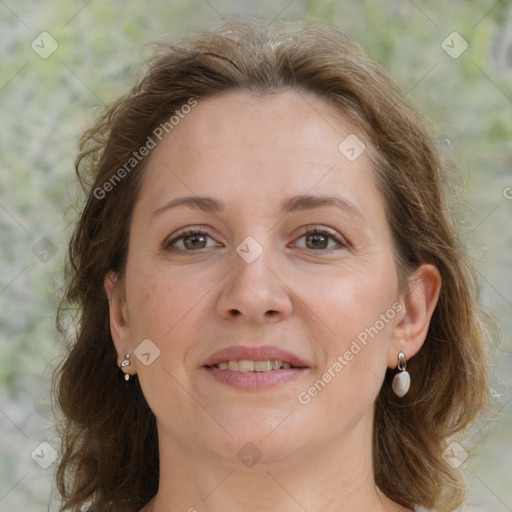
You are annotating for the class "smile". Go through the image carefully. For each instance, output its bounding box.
[211,359,299,371]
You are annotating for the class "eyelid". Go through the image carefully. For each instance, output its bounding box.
[292,225,348,251]
[162,225,220,251]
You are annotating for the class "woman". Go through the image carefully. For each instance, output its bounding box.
[54,19,490,512]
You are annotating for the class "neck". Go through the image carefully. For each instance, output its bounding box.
[143,417,410,512]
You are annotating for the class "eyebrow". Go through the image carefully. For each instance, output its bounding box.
[152,194,364,219]
[152,196,224,217]
[281,195,364,219]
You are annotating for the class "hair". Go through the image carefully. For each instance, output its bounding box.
[54,18,492,512]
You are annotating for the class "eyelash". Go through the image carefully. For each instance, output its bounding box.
[162,226,347,254]
[293,226,346,252]
[162,227,213,252]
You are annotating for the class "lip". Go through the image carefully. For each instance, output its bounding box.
[202,345,310,368]
[204,366,308,391]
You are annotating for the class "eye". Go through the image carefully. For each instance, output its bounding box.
[163,228,220,252]
[293,227,346,251]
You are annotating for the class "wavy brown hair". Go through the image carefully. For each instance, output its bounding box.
[54,19,491,512]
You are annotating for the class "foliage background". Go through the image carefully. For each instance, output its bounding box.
[0,0,511,510]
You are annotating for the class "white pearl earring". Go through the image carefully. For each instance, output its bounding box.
[392,351,410,397]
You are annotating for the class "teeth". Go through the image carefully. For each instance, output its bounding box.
[214,359,296,372]
[238,360,255,372]
[254,360,271,371]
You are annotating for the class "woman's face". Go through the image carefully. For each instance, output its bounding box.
[111,90,412,465]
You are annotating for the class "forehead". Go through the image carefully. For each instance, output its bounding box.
[135,90,382,219]
[155,90,355,165]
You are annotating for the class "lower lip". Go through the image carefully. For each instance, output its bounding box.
[203,366,308,390]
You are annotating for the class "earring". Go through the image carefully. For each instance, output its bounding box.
[392,351,410,397]
[121,353,131,381]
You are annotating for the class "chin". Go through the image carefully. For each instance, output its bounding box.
[205,411,311,462]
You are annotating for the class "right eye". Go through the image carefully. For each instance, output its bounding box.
[163,228,221,252]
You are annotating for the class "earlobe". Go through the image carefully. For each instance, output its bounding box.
[388,264,441,367]
[104,272,135,374]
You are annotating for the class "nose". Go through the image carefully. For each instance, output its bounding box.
[216,241,293,324]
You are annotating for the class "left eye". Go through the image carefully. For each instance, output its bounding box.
[294,229,344,251]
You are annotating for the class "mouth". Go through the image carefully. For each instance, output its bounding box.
[206,359,305,372]
[202,346,310,391]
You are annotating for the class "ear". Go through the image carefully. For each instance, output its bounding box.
[105,271,137,377]
[387,264,441,368]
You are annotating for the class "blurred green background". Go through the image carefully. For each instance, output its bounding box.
[0,0,511,510]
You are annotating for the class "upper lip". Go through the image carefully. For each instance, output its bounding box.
[202,345,310,368]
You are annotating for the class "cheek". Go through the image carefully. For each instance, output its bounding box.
[128,258,197,328]
[315,264,398,343]
[296,278,396,428]
[304,260,398,407]
[125,258,222,366]
[321,270,400,394]
[124,263,214,411]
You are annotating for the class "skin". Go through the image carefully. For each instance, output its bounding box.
[105,90,441,512]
